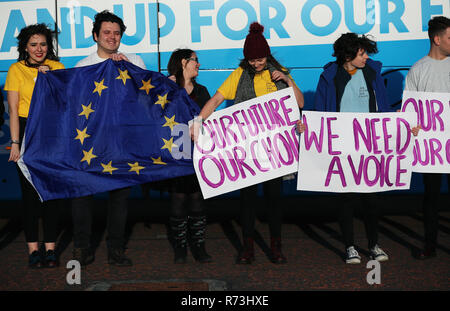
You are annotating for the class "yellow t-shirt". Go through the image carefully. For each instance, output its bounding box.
[4,59,65,118]
[217,66,296,100]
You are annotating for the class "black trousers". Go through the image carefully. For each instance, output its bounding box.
[71,187,130,249]
[338,193,379,249]
[422,173,449,250]
[239,178,283,239]
[17,117,60,243]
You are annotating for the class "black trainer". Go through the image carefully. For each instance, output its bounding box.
[73,247,95,266]
[108,248,132,267]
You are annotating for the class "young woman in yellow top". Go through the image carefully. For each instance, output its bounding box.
[192,22,304,264]
[4,24,65,268]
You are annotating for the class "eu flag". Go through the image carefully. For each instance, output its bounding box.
[18,59,200,201]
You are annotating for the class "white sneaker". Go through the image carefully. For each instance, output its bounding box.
[346,246,361,264]
[370,245,389,262]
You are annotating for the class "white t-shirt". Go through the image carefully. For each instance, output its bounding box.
[75,51,147,69]
[404,56,450,92]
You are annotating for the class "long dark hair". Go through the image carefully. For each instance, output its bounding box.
[167,48,196,88]
[17,23,59,67]
[239,54,289,75]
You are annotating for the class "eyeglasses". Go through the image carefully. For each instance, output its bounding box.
[186,57,199,63]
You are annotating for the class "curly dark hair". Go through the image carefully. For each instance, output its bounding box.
[428,16,450,44]
[332,33,378,66]
[92,10,126,41]
[167,48,197,88]
[17,23,59,65]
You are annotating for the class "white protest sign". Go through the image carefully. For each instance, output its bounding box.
[297,111,416,193]
[401,91,450,173]
[194,88,300,199]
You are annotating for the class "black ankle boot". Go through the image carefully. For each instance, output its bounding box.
[170,217,188,264]
[189,215,212,263]
[237,237,254,264]
[270,237,287,264]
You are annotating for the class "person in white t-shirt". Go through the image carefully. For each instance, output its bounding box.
[71,10,146,267]
[405,16,450,260]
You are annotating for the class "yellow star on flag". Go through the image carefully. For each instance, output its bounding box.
[79,103,95,120]
[139,79,155,95]
[74,127,90,145]
[162,115,179,131]
[115,69,131,85]
[161,137,178,153]
[80,147,97,165]
[155,93,170,109]
[128,162,145,175]
[101,161,118,175]
[151,156,167,165]
[93,79,108,96]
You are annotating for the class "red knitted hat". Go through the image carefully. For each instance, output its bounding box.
[243,22,270,60]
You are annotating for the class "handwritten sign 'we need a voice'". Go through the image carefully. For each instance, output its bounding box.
[193,88,300,199]
[297,111,416,193]
[401,91,450,173]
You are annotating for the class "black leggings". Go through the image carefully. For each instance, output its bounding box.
[422,173,449,250]
[338,193,379,249]
[239,178,283,238]
[17,117,60,243]
[170,191,204,218]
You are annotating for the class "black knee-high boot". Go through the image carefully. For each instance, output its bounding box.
[188,215,212,263]
[170,217,188,264]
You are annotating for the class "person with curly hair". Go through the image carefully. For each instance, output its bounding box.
[314,33,391,264]
[4,23,64,268]
[191,22,304,264]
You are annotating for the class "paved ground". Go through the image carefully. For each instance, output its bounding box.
[0,194,448,295]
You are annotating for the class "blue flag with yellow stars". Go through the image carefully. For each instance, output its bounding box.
[18,59,200,201]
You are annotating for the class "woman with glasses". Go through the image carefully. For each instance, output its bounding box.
[165,48,213,264]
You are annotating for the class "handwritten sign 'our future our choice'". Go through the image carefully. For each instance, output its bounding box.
[401,91,450,173]
[193,88,300,199]
[297,111,417,193]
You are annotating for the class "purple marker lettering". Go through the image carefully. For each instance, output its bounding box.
[370,118,382,154]
[268,99,286,127]
[273,133,294,166]
[220,115,239,145]
[429,138,443,165]
[382,118,393,154]
[199,155,224,188]
[396,118,411,154]
[347,155,364,185]
[325,156,347,187]
[195,122,215,154]
[279,95,297,126]
[233,146,256,178]
[384,155,394,187]
[303,115,324,152]
[430,99,444,131]
[251,140,270,172]
[327,117,340,155]
[395,155,407,187]
[363,156,380,187]
[353,118,372,152]
[218,150,239,181]
[414,139,430,165]
[232,110,247,140]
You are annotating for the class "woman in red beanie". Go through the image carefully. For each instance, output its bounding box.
[192,22,304,264]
